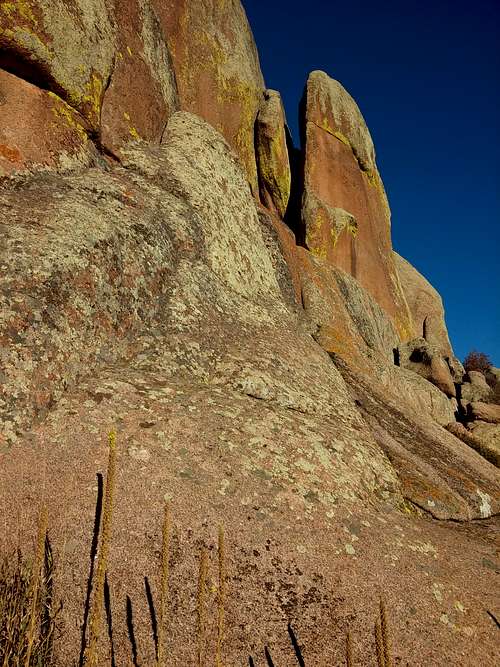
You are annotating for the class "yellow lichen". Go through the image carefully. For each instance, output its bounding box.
[48,91,88,143]
[1,0,38,25]
[129,126,140,140]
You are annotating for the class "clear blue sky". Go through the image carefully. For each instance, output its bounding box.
[244,0,500,366]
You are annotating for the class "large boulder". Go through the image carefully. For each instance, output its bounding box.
[468,402,500,424]
[0,68,97,176]
[157,0,265,194]
[300,70,412,338]
[0,0,116,130]
[255,89,291,218]
[446,422,499,468]
[461,371,492,403]
[398,338,456,398]
[469,420,500,462]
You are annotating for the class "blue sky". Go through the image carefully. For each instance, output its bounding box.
[244,0,500,365]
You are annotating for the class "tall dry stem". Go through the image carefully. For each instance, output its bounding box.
[374,619,385,667]
[197,547,208,667]
[25,505,48,667]
[345,630,353,667]
[156,503,171,667]
[84,430,117,667]
[215,526,225,667]
[379,597,392,667]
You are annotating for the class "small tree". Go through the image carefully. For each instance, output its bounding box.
[463,350,492,374]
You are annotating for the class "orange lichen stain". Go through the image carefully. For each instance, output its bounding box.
[0,143,21,162]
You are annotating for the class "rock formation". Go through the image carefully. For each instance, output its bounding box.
[0,2,499,665]
[300,70,412,339]
[256,89,291,218]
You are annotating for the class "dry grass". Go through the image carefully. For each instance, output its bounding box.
[0,509,58,667]
[374,619,385,667]
[215,526,225,667]
[197,547,209,667]
[1,432,403,666]
[84,430,117,667]
[345,630,353,666]
[379,598,392,667]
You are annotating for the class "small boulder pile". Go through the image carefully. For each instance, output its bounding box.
[450,359,500,467]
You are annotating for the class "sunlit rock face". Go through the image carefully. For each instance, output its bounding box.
[300,70,412,339]
[0,3,499,666]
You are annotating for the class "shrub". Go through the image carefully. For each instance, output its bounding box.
[463,350,492,374]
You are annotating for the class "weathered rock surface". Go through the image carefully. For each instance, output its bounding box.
[0,0,262,184]
[336,357,499,521]
[100,0,179,156]
[158,0,265,193]
[300,70,412,338]
[446,422,500,468]
[399,338,456,397]
[469,421,500,463]
[256,89,291,218]
[468,402,500,424]
[0,68,97,175]
[394,252,454,358]
[1,8,499,666]
[462,372,492,403]
[0,0,116,129]
[486,366,500,387]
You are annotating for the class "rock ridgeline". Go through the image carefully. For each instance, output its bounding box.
[1,2,499,665]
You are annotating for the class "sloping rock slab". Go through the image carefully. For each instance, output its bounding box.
[0,373,499,664]
[335,357,500,521]
[469,402,500,424]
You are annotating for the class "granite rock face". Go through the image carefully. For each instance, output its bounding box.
[0,0,116,130]
[1,5,499,666]
[446,422,500,468]
[1,110,499,666]
[100,0,179,156]
[468,402,500,424]
[0,68,98,175]
[255,89,291,217]
[398,338,456,398]
[158,0,265,194]
[300,70,412,338]
[0,0,262,184]
[394,251,464,377]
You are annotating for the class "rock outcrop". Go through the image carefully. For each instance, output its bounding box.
[468,402,500,424]
[446,422,500,468]
[0,0,263,187]
[0,68,98,175]
[255,89,291,218]
[100,0,179,156]
[158,0,265,194]
[0,3,499,666]
[300,70,412,338]
[394,252,453,356]
[398,338,456,398]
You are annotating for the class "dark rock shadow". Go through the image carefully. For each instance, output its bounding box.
[78,473,103,667]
